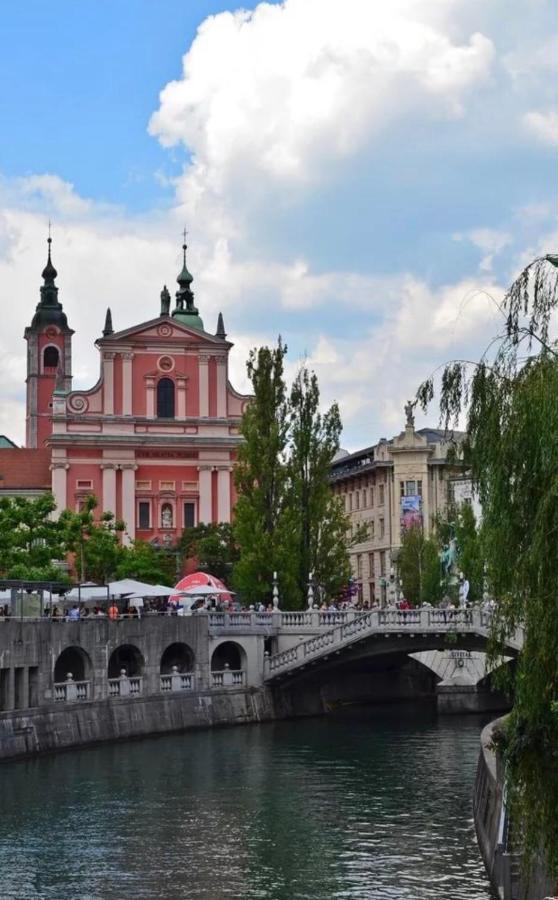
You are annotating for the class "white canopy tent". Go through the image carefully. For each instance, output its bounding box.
[65,579,175,604]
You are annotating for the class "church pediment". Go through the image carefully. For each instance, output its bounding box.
[98,316,230,348]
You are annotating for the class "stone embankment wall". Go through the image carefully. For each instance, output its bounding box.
[0,687,274,762]
[0,615,274,761]
[473,719,556,900]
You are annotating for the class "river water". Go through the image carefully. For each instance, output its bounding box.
[0,703,497,900]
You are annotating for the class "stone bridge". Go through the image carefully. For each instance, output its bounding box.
[0,607,521,759]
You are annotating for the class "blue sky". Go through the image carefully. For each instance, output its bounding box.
[1,0,558,448]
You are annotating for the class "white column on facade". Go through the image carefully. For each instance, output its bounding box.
[103,352,115,415]
[177,377,187,418]
[121,352,134,415]
[121,464,137,545]
[146,376,155,417]
[216,357,227,418]
[198,355,209,417]
[101,464,117,516]
[51,463,69,516]
[198,466,213,523]
[217,466,231,523]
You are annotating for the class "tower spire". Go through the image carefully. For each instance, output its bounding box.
[30,230,69,329]
[172,231,204,330]
[216,312,227,339]
[102,307,114,337]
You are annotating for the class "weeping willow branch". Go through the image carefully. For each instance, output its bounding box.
[415,256,558,877]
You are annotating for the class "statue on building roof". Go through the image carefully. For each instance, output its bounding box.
[405,399,415,428]
[160,285,170,316]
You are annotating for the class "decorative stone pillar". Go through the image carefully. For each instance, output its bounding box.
[101,464,117,516]
[198,354,209,417]
[121,352,134,415]
[145,376,155,417]
[51,462,69,515]
[177,376,187,418]
[198,466,213,523]
[121,463,137,544]
[216,356,227,418]
[103,352,116,415]
[217,466,231,523]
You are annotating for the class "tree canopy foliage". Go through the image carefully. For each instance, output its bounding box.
[179,522,239,583]
[417,255,558,874]
[233,340,356,608]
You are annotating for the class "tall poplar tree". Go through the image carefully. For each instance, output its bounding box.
[288,367,352,603]
[232,339,297,606]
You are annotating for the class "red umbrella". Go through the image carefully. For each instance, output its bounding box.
[171,571,233,604]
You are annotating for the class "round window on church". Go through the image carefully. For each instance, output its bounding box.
[158,356,175,373]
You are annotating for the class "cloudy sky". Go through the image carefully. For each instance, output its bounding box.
[2,0,558,449]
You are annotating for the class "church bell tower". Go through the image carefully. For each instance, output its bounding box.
[24,236,73,448]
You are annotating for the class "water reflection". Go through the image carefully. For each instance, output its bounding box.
[0,703,497,899]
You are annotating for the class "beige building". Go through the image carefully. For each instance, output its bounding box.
[330,405,463,605]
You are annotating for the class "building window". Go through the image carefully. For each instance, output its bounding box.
[370,486,374,507]
[379,550,386,576]
[357,554,363,578]
[43,346,59,371]
[417,480,422,497]
[184,502,196,529]
[369,519,375,539]
[405,480,416,496]
[379,483,385,505]
[400,481,405,498]
[349,493,353,511]
[379,517,385,538]
[138,502,150,529]
[368,552,375,576]
[157,378,175,418]
[161,502,173,529]
[76,479,92,490]
[355,492,360,510]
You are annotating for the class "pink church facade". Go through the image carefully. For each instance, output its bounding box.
[25,239,250,545]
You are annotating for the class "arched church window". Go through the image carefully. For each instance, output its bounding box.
[161,503,173,529]
[43,346,59,370]
[157,378,175,418]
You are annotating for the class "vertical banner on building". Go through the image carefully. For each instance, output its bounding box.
[400,494,422,530]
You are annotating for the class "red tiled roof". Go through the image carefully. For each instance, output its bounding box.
[0,449,51,489]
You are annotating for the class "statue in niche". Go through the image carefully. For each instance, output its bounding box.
[160,285,171,316]
[161,505,173,529]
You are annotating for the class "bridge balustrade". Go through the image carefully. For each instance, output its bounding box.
[54,680,90,702]
[211,669,245,688]
[108,676,143,697]
[160,672,195,692]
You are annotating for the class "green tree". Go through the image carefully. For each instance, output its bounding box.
[0,494,67,580]
[398,525,442,606]
[60,495,125,582]
[117,540,175,585]
[233,339,298,606]
[288,366,355,603]
[417,253,558,873]
[179,522,238,583]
